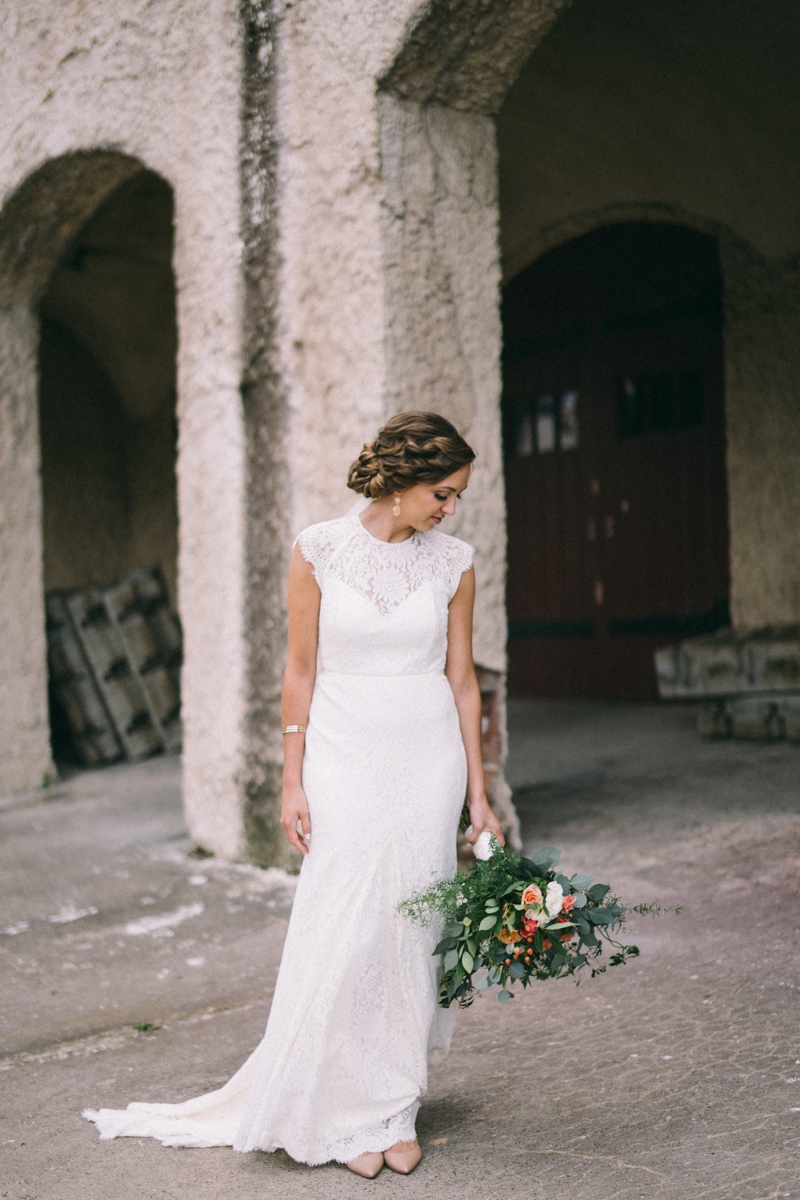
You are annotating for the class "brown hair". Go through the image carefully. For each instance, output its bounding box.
[347,411,476,499]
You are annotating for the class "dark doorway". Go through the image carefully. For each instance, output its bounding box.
[38,170,180,764]
[38,170,178,604]
[502,222,730,699]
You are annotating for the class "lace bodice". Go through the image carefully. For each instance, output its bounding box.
[297,513,474,677]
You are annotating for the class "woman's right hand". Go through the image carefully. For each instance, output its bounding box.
[281,784,311,855]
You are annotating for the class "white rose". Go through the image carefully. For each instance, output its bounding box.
[469,829,496,861]
[545,882,563,917]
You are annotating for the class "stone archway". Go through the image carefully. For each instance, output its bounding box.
[0,151,177,790]
[494,0,800,641]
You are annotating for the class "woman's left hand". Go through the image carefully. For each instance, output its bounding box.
[465,794,505,847]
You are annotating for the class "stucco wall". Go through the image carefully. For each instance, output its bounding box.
[379,95,507,668]
[0,2,247,836]
[276,0,571,672]
[723,244,800,627]
[496,0,800,630]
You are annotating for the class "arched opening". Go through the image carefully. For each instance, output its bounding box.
[502,222,729,699]
[37,169,181,764]
[497,0,800,701]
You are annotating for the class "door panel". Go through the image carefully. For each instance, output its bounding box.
[502,223,730,700]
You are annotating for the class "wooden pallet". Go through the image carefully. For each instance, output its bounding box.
[45,593,124,767]
[46,566,184,764]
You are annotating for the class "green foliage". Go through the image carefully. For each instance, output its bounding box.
[398,844,649,1009]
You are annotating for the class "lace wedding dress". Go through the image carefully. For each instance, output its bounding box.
[85,511,474,1165]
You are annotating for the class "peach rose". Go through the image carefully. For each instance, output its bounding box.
[561,894,576,913]
[521,884,543,907]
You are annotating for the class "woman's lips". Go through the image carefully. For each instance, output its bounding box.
[432,516,442,524]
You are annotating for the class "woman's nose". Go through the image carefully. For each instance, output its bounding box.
[442,496,457,515]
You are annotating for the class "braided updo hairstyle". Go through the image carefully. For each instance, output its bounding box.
[347,411,475,499]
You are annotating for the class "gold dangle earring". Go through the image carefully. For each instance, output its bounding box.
[392,494,401,517]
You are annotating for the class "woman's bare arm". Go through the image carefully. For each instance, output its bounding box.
[280,543,321,855]
[445,567,504,846]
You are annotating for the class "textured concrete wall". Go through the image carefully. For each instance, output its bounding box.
[0,3,247,844]
[496,0,800,631]
[723,244,800,627]
[379,96,507,668]
[0,308,52,791]
[275,0,572,655]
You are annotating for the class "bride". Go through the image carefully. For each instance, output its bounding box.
[85,410,504,1178]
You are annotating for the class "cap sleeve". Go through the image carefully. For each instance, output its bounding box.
[444,537,475,599]
[294,518,351,583]
[295,523,329,579]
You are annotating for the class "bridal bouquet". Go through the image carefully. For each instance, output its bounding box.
[400,840,653,1009]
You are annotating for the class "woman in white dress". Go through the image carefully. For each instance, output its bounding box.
[84,411,504,1178]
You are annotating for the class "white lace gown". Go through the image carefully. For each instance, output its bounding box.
[85,512,474,1165]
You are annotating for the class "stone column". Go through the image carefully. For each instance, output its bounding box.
[0,307,52,793]
[722,238,800,627]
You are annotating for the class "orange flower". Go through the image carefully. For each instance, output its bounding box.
[521,884,543,907]
[497,928,522,944]
[542,936,552,950]
[521,916,539,938]
[560,929,575,943]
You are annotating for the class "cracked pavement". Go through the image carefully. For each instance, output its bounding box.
[1,700,799,1199]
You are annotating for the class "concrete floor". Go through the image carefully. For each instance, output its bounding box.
[2,701,799,1199]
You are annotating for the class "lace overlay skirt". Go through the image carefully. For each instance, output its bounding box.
[85,669,465,1165]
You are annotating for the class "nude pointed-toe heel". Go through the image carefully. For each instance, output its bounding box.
[346,1152,385,1178]
[384,1139,422,1174]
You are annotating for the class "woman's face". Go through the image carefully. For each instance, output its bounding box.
[397,465,471,532]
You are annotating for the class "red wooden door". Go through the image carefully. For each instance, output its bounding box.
[502,223,730,699]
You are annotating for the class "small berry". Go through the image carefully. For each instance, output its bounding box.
[504,958,511,966]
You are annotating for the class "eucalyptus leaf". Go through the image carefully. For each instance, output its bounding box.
[498,989,514,1002]
[530,846,560,870]
[433,937,458,956]
[474,975,489,990]
[444,923,464,937]
[462,950,474,972]
[571,893,587,908]
[508,961,525,979]
[588,909,615,925]
[586,884,610,903]
[478,915,497,930]
[466,938,477,955]
[570,874,595,889]
[443,949,459,971]
[555,874,571,890]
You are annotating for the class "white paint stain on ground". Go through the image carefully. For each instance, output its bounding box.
[48,904,99,924]
[124,903,204,937]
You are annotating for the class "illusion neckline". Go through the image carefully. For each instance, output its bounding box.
[355,512,421,549]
